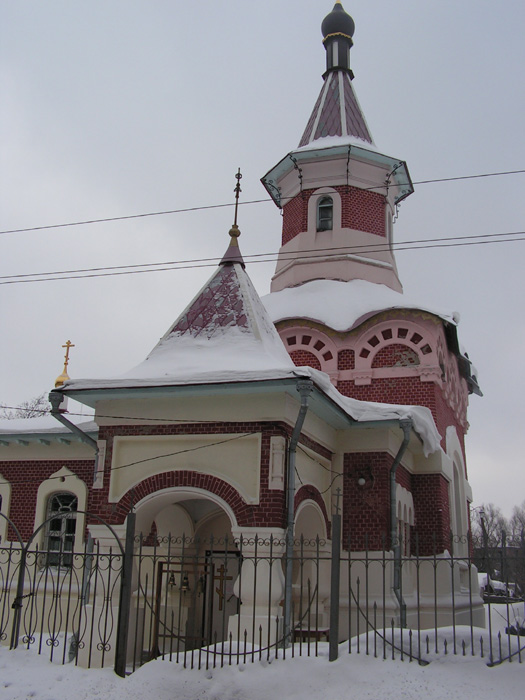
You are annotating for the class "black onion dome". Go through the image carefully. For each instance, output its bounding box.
[321,2,355,40]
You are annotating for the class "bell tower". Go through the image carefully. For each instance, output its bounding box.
[262,2,413,294]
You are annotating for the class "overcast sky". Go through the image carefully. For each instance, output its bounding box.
[1,1,524,518]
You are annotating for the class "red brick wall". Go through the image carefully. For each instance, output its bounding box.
[282,193,308,244]
[338,348,355,370]
[281,186,386,245]
[0,459,93,541]
[411,473,451,555]
[343,452,393,551]
[290,350,322,370]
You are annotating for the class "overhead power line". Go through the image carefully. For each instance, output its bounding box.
[1,230,524,286]
[1,168,524,237]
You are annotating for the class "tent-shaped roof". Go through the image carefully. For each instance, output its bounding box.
[59,237,296,390]
[298,69,373,149]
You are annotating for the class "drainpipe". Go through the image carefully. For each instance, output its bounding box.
[390,418,412,628]
[283,379,313,646]
[49,391,99,483]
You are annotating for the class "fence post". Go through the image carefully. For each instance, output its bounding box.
[329,489,342,662]
[9,547,27,649]
[115,511,136,677]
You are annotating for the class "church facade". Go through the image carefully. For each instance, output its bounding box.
[0,3,483,663]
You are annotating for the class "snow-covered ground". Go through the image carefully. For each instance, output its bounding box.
[2,607,524,700]
[1,638,524,700]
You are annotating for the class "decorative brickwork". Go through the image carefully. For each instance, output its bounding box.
[281,186,385,245]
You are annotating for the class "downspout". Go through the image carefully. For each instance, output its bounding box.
[390,418,412,628]
[283,379,313,646]
[49,391,100,483]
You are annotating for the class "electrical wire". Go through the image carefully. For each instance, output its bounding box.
[1,168,524,237]
[1,230,524,286]
[0,431,259,487]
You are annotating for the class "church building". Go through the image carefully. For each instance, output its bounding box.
[0,3,483,662]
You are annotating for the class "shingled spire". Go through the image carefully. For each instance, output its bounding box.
[299,2,373,148]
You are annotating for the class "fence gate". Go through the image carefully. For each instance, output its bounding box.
[147,547,240,659]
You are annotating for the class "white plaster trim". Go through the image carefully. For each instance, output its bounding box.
[33,466,88,550]
[310,74,332,144]
[0,473,12,543]
[338,71,347,137]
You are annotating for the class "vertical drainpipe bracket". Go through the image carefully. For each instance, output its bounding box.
[283,378,314,646]
[390,418,412,628]
[48,391,100,484]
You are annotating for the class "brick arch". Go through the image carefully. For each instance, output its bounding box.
[115,471,251,525]
[355,320,435,371]
[280,326,338,375]
[294,485,330,538]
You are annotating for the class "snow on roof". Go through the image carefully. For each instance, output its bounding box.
[262,279,457,331]
[294,133,379,154]
[56,259,441,456]
[62,260,296,391]
[298,365,441,457]
[0,414,97,435]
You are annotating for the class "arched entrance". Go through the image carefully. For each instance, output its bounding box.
[132,488,241,658]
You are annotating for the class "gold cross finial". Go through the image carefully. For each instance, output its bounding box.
[55,340,75,388]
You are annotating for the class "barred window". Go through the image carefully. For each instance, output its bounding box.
[45,493,77,567]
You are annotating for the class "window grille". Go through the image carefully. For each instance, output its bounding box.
[317,196,333,231]
[44,493,77,567]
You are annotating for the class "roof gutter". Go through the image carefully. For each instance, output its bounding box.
[390,418,412,628]
[283,378,314,645]
[49,391,100,483]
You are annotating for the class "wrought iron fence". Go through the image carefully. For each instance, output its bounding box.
[1,523,524,673]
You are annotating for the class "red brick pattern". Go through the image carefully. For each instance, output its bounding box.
[343,452,393,551]
[337,348,355,370]
[282,193,308,245]
[290,349,322,370]
[281,186,385,245]
[411,474,451,555]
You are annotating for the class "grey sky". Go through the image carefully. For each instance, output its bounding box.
[1,1,524,517]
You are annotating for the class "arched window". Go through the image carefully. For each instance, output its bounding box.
[317,196,333,231]
[45,493,78,567]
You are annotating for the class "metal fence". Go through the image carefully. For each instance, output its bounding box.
[1,515,524,674]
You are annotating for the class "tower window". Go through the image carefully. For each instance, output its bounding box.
[44,493,77,567]
[317,196,333,231]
